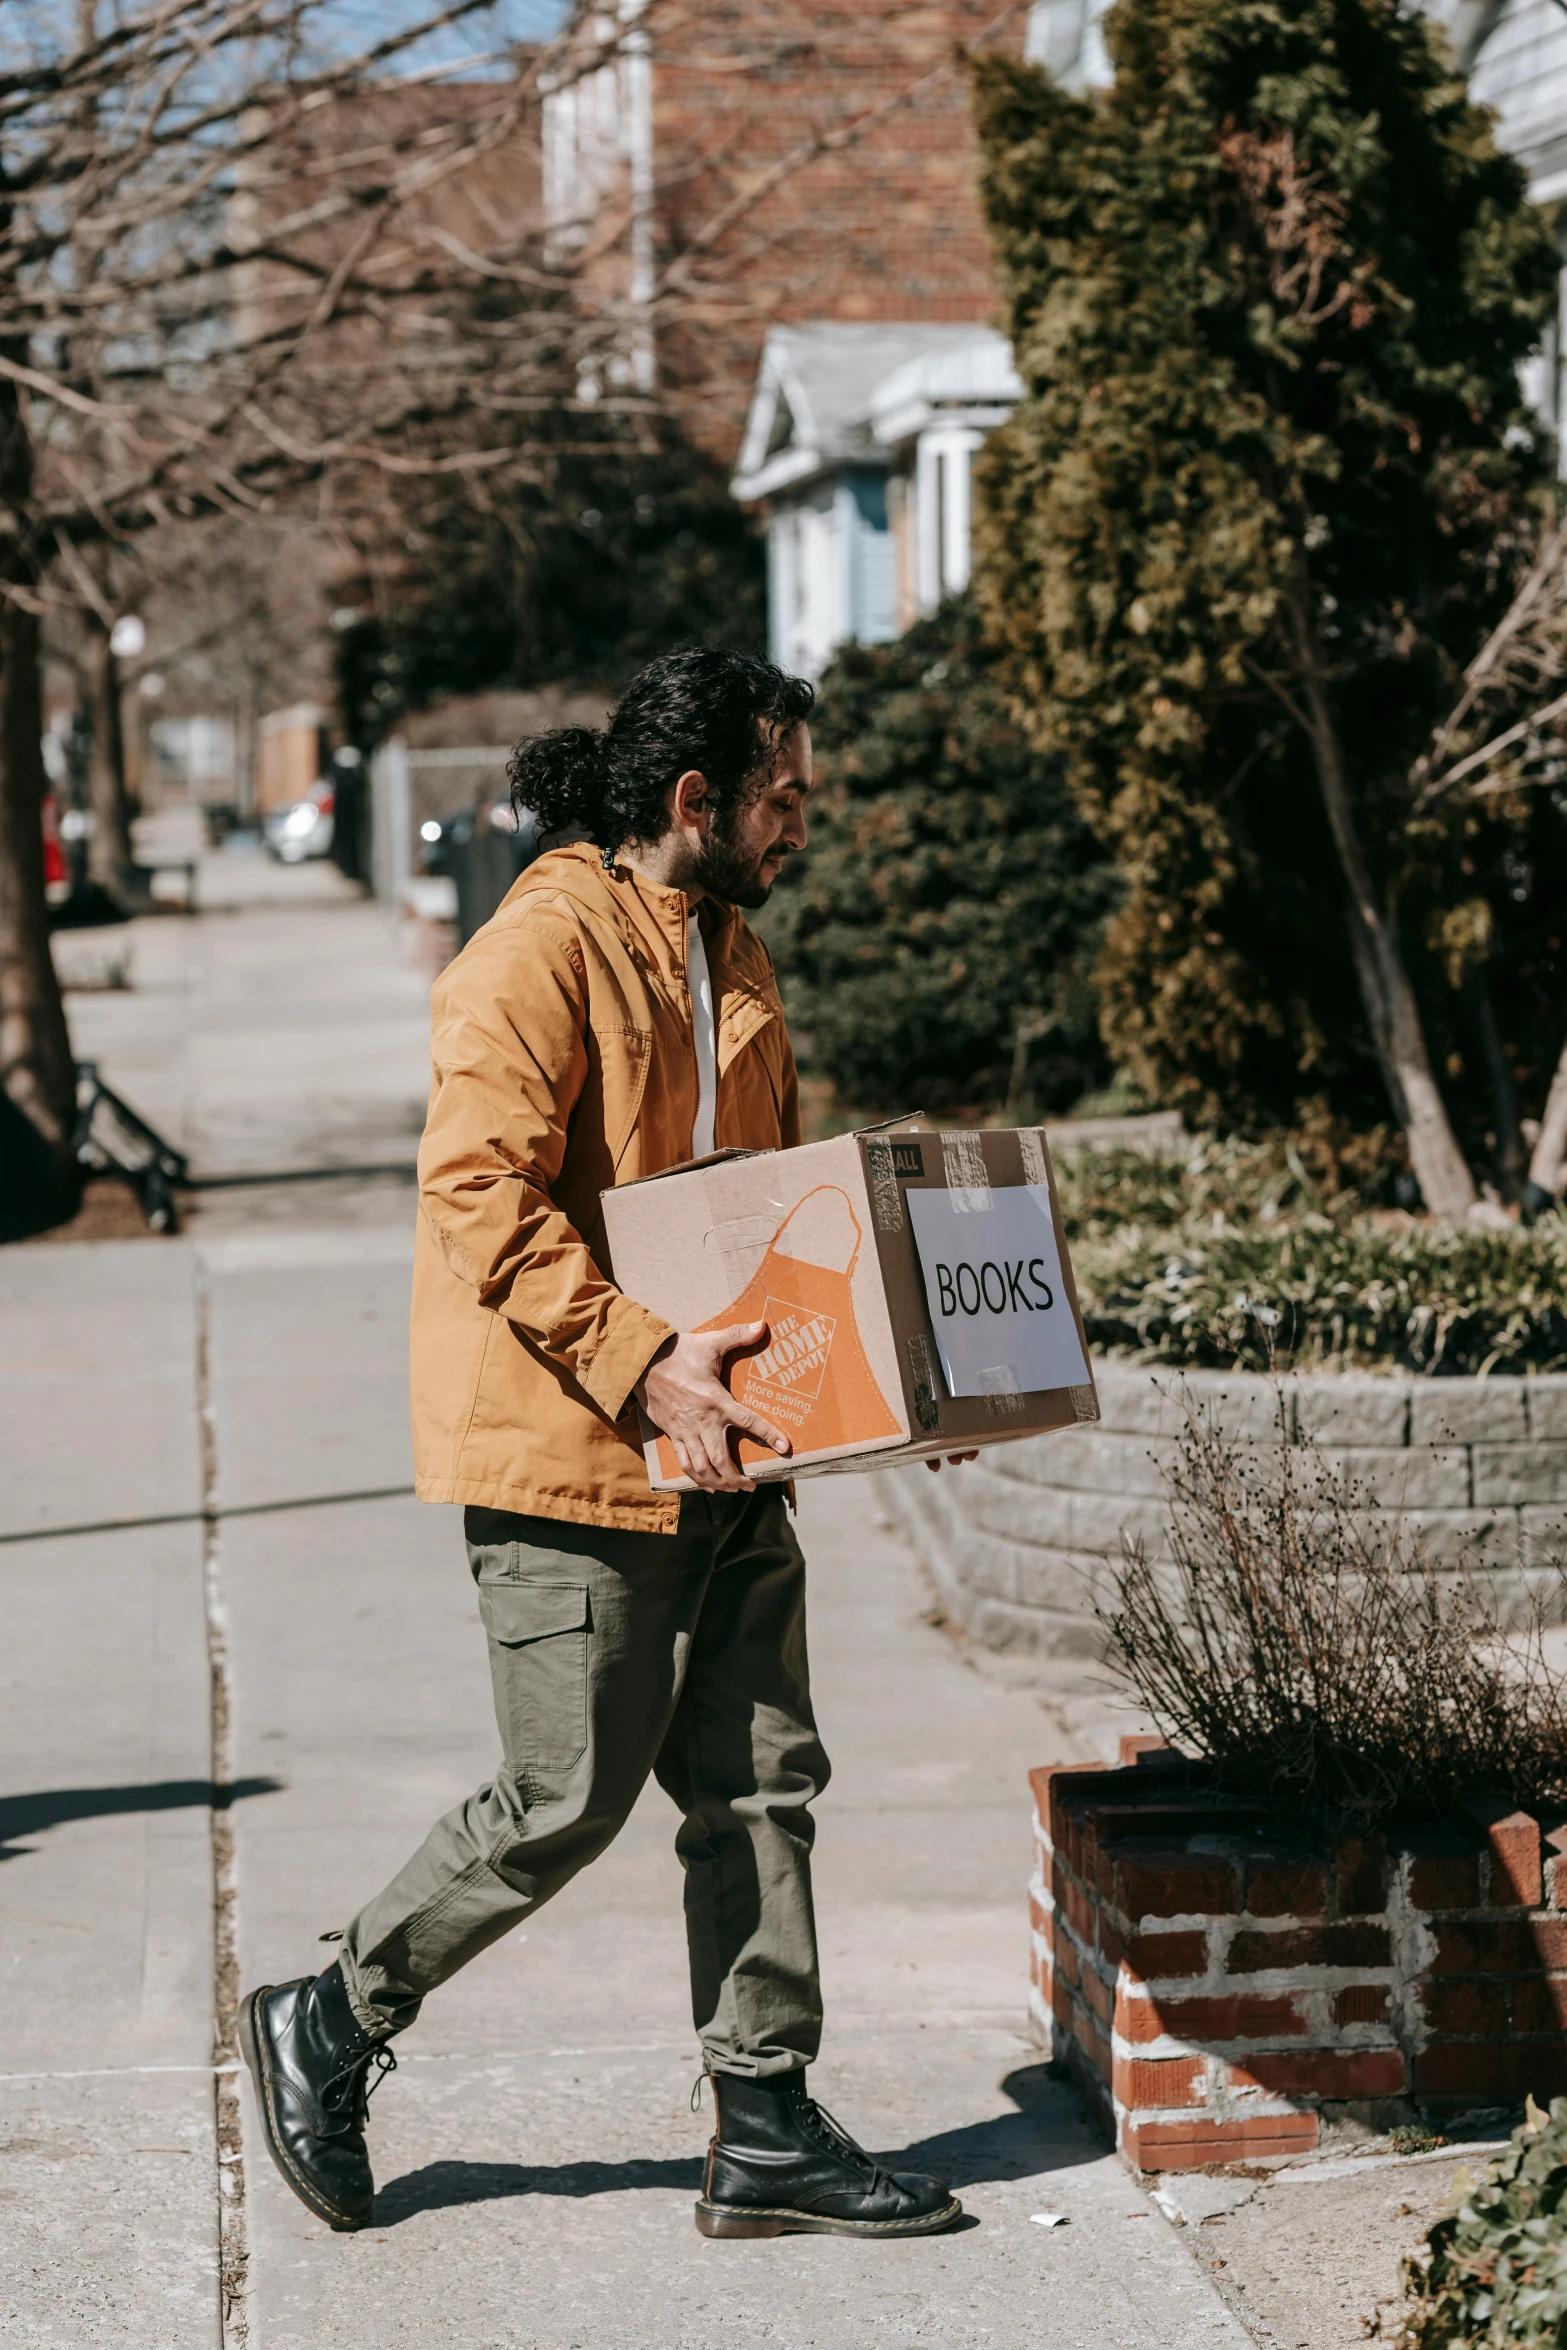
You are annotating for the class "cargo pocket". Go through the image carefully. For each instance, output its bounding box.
[477,1580,591,1790]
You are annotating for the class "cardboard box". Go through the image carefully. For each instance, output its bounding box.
[599,1121,1100,1491]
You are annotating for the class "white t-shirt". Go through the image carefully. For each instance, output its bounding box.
[688,915,718,1160]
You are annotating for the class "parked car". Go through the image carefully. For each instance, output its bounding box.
[41,793,68,894]
[420,799,542,946]
[264,780,335,864]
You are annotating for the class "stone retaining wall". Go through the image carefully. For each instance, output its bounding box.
[880,1362,1567,1656]
[1034,1744,1567,2172]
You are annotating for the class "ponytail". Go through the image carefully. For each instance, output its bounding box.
[507,725,610,839]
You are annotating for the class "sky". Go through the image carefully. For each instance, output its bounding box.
[313,0,569,77]
[0,1,569,91]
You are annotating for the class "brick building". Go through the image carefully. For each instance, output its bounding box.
[234,74,543,402]
[542,0,1030,460]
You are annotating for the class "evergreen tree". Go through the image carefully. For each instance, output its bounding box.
[762,599,1118,1116]
[338,435,764,737]
[969,1,1562,1211]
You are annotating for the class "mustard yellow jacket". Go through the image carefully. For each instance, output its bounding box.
[410,842,801,1533]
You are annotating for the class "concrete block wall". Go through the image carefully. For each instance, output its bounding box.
[882,1364,1567,1656]
[1033,1747,1567,2172]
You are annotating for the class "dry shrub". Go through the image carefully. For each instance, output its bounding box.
[1100,1393,1567,1830]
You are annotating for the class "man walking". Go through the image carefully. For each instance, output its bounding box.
[239,648,961,2242]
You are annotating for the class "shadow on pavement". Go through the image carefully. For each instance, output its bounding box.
[0,1775,283,1858]
[378,2154,706,2220]
[374,2063,1100,2224]
[886,2066,1105,2185]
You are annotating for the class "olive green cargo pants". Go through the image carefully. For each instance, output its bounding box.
[338,1488,830,2077]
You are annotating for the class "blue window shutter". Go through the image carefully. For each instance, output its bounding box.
[844,469,895,645]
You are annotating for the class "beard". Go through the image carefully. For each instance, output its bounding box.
[691,823,788,909]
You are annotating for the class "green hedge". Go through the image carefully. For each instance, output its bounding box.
[761,600,1117,1116]
[1396,2100,1567,2347]
[1059,1141,1567,1375]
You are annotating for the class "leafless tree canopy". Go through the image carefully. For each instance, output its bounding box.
[0,0,1006,1213]
[6,2,571,574]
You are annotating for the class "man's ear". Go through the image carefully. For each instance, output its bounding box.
[671,767,712,831]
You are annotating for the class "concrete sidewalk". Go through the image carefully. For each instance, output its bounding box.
[1,1242,215,2346]
[52,845,431,1195]
[1,865,1252,2347]
[0,1209,1251,2349]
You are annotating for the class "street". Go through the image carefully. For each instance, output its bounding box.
[1,860,1247,2348]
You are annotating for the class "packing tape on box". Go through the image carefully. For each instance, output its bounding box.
[978,1363,1028,1419]
[906,1333,942,1433]
[1018,1129,1049,1187]
[940,1129,992,1212]
[864,1139,905,1234]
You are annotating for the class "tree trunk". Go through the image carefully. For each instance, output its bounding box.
[82,607,135,892]
[1524,1033,1567,1218]
[235,669,260,823]
[0,589,80,1233]
[1463,965,1526,1201]
[1286,598,1477,1218]
[0,306,79,1232]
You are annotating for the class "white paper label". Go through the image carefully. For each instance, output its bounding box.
[905,1183,1090,1400]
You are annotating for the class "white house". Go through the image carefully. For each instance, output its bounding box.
[730,323,1021,680]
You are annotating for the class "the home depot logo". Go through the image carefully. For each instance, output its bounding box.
[749,1295,836,1403]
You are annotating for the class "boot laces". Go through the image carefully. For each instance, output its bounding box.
[696,2068,890,2190]
[794,2087,886,2189]
[320,2039,397,2137]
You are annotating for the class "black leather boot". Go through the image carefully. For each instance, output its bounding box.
[696,2071,961,2238]
[238,1964,396,2232]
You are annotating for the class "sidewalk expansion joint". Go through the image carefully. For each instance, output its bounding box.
[0,2063,243,2083]
[197,1265,249,2350]
[0,1482,417,1547]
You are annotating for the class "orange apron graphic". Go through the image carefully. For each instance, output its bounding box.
[654,1185,901,1479]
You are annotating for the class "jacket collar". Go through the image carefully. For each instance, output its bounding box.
[517,842,762,1000]
[511,844,777,1076]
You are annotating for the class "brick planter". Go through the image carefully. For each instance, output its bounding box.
[1031,1742,1567,2172]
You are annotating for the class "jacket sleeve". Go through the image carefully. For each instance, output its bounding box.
[417,905,674,1424]
[755,937,803,1149]
[776,1021,802,1150]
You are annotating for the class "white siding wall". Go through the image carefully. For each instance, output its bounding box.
[767,489,846,681]
[1024,0,1112,88]
[541,4,650,243]
[1471,0,1567,177]
[767,475,898,679]
[913,429,984,611]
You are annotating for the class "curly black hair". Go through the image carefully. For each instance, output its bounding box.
[508,646,814,851]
